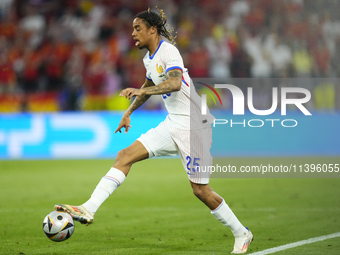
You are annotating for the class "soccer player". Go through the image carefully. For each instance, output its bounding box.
[55,8,253,254]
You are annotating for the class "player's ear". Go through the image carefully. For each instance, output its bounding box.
[149,26,157,34]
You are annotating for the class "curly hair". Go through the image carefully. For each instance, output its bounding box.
[135,7,176,45]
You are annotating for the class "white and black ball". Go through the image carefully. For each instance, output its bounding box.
[43,211,75,242]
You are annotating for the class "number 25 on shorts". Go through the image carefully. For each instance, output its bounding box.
[186,156,200,175]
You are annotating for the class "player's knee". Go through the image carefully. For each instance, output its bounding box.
[115,149,131,167]
[192,185,204,199]
[191,183,212,201]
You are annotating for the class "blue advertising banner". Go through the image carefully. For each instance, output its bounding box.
[0,111,166,159]
[0,111,339,159]
[210,111,340,157]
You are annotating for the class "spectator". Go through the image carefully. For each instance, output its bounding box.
[265,33,292,77]
[292,40,313,77]
[21,47,41,92]
[243,31,272,77]
[312,40,331,77]
[314,80,336,110]
[187,42,209,78]
[0,50,16,94]
[19,5,46,48]
[230,45,252,78]
[204,24,231,79]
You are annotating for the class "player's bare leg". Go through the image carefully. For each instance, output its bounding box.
[113,140,149,176]
[190,182,253,254]
[55,140,149,224]
[190,181,223,210]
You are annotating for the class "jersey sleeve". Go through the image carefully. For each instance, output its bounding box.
[146,71,152,81]
[142,53,153,81]
[161,46,184,74]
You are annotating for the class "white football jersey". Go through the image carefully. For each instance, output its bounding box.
[143,40,214,130]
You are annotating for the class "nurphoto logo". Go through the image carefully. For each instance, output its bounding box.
[200,84,312,128]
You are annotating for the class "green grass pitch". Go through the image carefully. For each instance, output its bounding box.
[0,157,339,255]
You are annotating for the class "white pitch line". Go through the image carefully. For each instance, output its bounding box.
[248,232,340,255]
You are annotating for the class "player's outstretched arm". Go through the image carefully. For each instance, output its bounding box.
[125,79,155,115]
[119,69,182,99]
[115,79,155,134]
[141,69,182,95]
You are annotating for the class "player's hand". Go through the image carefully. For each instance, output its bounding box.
[115,114,132,134]
[119,88,143,99]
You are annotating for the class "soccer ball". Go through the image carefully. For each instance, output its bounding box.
[43,211,75,242]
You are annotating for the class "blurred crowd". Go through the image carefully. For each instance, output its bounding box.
[0,0,339,112]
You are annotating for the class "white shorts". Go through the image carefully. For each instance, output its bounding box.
[137,119,212,184]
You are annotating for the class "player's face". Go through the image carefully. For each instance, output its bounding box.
[132,18,153,50]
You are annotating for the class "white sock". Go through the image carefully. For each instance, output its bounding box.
[82,167,126,214]
[211,199,248,237]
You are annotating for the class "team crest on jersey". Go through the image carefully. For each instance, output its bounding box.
[156,63,164,74]
[156,62,166,81]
